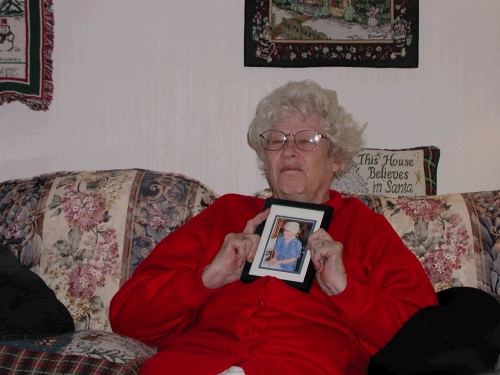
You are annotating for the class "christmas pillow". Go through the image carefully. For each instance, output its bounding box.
[330,146,440,196]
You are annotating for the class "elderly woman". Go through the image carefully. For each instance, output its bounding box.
[110,80,438,375]
[267,221,302,272]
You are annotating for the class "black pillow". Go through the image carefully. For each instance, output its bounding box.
[0,246,75,340]
[368,287,500,375]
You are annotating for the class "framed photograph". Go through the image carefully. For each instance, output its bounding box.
[241,198,333,292]
[244,0,419,68]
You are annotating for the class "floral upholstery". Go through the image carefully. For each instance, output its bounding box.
[0,169,217,374]
[0,169,217,331]
[0,169,498,374]
[254,188,500,296]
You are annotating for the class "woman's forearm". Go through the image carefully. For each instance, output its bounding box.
[278,257,298,265]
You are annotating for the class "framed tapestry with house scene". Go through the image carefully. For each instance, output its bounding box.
[244,0,419,68]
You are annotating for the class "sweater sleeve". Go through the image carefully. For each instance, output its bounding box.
[109,198,221,346]
[327,198,438,353]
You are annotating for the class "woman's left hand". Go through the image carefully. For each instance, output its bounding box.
[268,257,279,266]
[308,229,347,296]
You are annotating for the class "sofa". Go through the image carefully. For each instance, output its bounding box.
[0,168,499,374]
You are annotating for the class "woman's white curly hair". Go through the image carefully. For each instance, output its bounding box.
[248,80,366,178]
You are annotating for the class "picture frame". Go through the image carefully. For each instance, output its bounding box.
[244,0,419,68]
[240,198,333,292]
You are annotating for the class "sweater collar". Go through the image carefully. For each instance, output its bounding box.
[325,189,344,215]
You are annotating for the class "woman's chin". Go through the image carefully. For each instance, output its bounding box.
[274,184,307,201]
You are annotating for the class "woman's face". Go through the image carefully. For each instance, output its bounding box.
[283,228,296,240]
[265,111,341,204]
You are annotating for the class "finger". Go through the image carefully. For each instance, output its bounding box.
[230,234,258,267]
[221,234,248,263]
[226,237,247,269]
[311,250,325,272]
[238,235,252,264]
[235,247,247,268]
[308,228,331,242]
[243,208,270,234]
[242,209,270,263]
[245,235,260,263]
[309,238,335,271]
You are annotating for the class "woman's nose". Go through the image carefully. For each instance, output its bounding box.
[281,137,299,156]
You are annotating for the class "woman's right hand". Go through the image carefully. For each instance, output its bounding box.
[202,209,269,289]
[267,252,278,266]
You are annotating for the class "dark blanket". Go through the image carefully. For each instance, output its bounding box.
[369,287,500,375]
[0,246,74,340]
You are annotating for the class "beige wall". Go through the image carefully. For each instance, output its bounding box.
[1,1,499,196]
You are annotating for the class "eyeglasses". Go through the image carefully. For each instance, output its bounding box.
[259,130,329,151]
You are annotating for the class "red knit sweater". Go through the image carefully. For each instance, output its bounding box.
[110,191,437,375]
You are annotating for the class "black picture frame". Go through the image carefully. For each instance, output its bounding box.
[240,198,333,292]
[244,0,419,68]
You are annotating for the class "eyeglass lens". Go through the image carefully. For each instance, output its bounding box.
[260,130,322,151]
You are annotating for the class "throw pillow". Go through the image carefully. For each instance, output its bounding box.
[0,330,156,374]
[0,330,156,362]
[330,146,440,196]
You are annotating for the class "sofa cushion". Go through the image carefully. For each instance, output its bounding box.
[0,330,156,375]
[0,169,218,332]
[330,146,440,196]
[351,190,500,295]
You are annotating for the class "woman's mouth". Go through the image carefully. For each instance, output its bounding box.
[280,165,302,172]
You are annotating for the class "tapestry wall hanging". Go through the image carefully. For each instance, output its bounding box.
[244,0,418,68]
[0,0,54,111]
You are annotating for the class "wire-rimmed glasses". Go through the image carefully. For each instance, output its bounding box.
[259,130,329,151]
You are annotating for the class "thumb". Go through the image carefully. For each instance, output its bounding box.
[243,208,270,234]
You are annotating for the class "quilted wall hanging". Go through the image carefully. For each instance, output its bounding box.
[0,0,54,111]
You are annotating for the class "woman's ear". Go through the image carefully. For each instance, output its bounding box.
[331,159,342,176]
